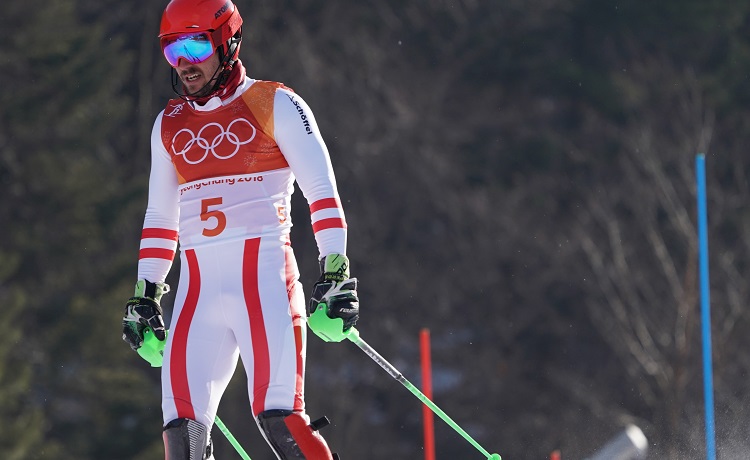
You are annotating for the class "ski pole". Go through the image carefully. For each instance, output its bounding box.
[345,327,501,460]
[215,415,252,460]
[141,327,252,460]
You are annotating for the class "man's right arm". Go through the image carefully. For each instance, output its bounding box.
[137,112,181,284]
[123,113,179,357]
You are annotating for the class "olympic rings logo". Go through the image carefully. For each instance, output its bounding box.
[171,118,257,164]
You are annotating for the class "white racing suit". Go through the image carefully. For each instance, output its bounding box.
[138,76,346,459]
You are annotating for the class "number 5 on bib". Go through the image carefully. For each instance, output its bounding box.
[201,197,226,236]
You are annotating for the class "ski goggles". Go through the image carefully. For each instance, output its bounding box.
[161,32,216,67]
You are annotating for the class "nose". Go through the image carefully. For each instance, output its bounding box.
[175,58,193,70]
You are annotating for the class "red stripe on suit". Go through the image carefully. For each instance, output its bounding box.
[309,197,341,213]
[243,238,271,416]
[170,249,201,420]
[138,248,176,261]
[141,228,179,241]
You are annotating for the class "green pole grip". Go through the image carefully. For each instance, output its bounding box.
[138,327,167,367]
[308,302,356,342]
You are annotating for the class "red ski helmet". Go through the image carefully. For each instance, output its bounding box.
[159,0,243,65]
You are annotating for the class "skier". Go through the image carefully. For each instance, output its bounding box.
[121,1,359,458]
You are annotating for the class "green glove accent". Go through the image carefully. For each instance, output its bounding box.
[134,279,169,302]
[320,253,350,282]
[308,302,353,343]
[138,327,168,367]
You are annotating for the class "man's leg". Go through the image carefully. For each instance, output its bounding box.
[162,246,240,459]
[238,238,337,458]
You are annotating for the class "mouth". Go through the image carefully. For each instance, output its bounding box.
[179,66,204,84]
[176,65,216,97]
[182,72,201,83]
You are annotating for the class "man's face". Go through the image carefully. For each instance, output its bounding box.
[175,52,221,97]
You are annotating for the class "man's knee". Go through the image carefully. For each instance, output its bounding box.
[163,418,212,460]
[257,409,336,459]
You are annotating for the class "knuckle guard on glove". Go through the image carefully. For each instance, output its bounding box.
[323,282,359,331]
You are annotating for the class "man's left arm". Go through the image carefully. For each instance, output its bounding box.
[272,88,359,341]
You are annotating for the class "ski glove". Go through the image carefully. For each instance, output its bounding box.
[122,279,168,352]
[308,254,359,342]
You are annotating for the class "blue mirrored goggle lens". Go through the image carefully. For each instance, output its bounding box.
[162,33,214,67]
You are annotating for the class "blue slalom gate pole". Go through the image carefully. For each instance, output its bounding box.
[695,153,716,460]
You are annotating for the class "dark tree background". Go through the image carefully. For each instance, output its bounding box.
[3,1,750,459]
